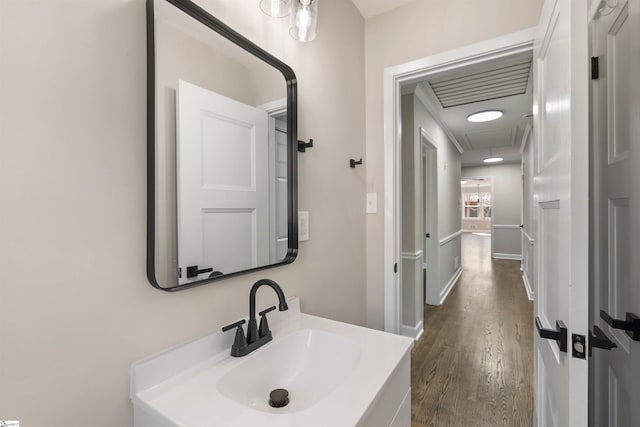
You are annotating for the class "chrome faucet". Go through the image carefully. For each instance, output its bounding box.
[222,279,288,357]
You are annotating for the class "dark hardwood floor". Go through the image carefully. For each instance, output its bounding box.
[411,233,533,427]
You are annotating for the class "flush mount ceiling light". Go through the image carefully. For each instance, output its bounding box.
[289,0,318,42]
[259,0,291,18]
[467,110,503,123]
[483,157,504,163]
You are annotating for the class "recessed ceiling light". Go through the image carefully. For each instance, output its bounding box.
[460,180,467,184]
[483,157,504,163]
[467,110,503,123]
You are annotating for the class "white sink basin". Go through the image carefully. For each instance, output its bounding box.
[130,298,414,427]
[217,329,361,413]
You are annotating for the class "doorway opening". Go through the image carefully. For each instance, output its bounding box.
[383,28,535,333]
[386,27,536,425]
[461,177,493,235]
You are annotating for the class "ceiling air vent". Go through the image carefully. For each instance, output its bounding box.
[429,58,532,108]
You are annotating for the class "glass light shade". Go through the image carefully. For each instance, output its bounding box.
[483,157,504,163]
[259,0,291,18]
[289,0,318,42]
[467,110,503,123]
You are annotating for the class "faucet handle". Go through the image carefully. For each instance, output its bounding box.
[222,319,247,357]
[258,305,277,317]
[258,306,276,338]
[222,319,246,332]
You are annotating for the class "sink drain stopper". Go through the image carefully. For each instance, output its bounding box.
[269,388,290,408]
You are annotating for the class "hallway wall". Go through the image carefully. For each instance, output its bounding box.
[463,163,523,259]
[401,93,462,328]
[364,0,544,329]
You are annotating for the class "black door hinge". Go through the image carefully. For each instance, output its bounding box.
[394,263,398,273]
[591,56,600,80]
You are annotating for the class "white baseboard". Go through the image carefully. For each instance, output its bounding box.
[401,320,424,341]
[439,266,463,305]
[493,253,523,260]
[522,270,534,301]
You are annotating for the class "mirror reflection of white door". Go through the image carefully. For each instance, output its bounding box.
[176,80,269,282]
[533,0,589,425]
[591,0,640,425]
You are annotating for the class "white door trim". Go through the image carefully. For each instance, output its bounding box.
[383,28,536,333]
[259,98,288,264]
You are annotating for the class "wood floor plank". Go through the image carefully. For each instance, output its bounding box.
[411,233,533,427]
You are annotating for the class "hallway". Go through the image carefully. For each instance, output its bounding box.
[411,233,533,427]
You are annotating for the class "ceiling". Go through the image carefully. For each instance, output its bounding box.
[404,51,533,167]
[461,178,491,190]
[350,0,416,19]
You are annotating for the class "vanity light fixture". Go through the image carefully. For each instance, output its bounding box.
[260,0,319,42]
[289,0,318,42]
[467,110,503,123]
[259,0,291,18]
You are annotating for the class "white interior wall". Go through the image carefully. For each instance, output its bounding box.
[364,0,544,329]
[463,163,523,259]
[0,0,366,425]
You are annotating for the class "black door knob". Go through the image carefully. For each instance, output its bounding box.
[600,310,640,341]
[535,316,567,352]
[589,325,617,357]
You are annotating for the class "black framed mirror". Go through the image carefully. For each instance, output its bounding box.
[147,0,298,291]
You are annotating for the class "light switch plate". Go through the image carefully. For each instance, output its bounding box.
[366,193,377,214]
[298,211,309,241]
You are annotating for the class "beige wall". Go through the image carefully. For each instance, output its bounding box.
[364,0,543,328]
[0,0,365,425]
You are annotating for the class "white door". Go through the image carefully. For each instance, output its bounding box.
[421,139,438,306]
[591,0,640,425]
[533,1,590,426]
[176,80,269,283]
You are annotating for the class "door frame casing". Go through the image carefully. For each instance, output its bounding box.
[383,28,536,333]
[259,98,288,264]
